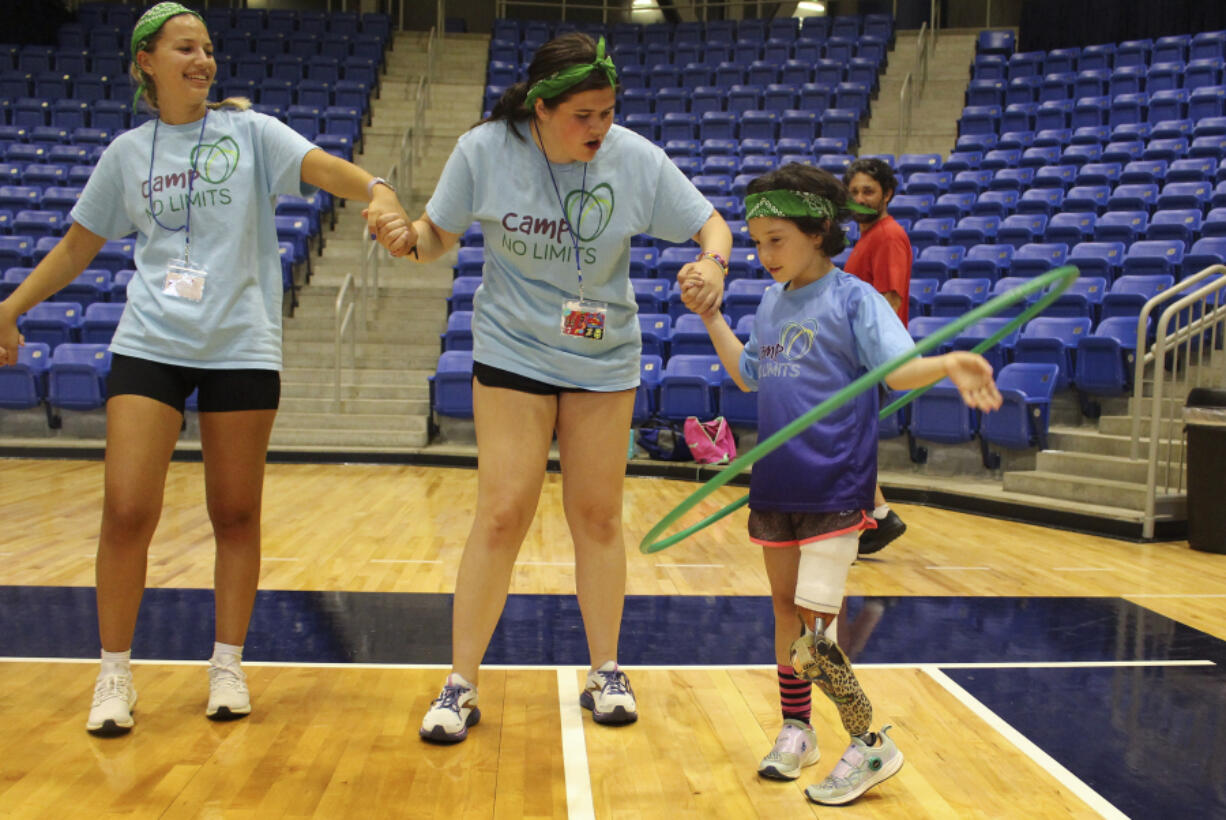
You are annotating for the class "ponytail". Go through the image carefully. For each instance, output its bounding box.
[472,81,531,139]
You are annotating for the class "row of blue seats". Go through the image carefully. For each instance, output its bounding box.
[956,118,1226,152]
[0,342,114,414]
[959,91,1226,135]
[491,15,893,47]
[887,180,1226,216]
[0,202,322,269]
[431,346,1066,460]
[968,61,1226,108]
[972,33,1226,77]
[596,37,888,68]
[948,141,1226,177]
[488,58,882,94]
[621,109,862,148]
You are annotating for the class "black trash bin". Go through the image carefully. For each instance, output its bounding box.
[1184,388,1226,554]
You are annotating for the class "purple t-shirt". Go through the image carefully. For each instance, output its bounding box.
[739,269,915,513]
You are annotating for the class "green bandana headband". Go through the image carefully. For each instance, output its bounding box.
[131,2,206,112]
[523,37,617,110]
[744,189,877,220]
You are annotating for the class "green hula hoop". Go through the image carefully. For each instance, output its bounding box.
[638,265,1081,554]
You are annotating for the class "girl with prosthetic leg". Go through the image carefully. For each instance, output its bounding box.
[681,164,1001,806]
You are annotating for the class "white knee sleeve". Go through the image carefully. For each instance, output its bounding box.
[794,533,859,614]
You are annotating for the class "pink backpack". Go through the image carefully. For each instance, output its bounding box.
[683,416,737,464]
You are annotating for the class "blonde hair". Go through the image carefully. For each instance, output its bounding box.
[129,13,250,115]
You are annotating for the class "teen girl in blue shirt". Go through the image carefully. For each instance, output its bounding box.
[0,3,411,736]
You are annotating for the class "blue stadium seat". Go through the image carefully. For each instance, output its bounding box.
[659,354,723,420]
[907,217,954,251]
[981,363,1060,452]
[1046,212,1097,247]
[0,340,50,409]
[448,276,482,314]
[1048,273,1110,320]
[454,247,485,279]
[1101,273,1175,320]
[1016,188,1064,218]
[54,269,109,308]
[638,313,671,358]
[671,313,722,356]
[432,350,474,418]
[634,354,663,424]
[950,215,1001,249]
[47,342,109,410]
[912,245,964,284]
[908,278,939,318]
[951,169,994,195]
[440,310,473,352]
[959,243,1014,281]
[1147,209,1202,244]
[1183,236,1226,276]
[80,301,123,344]
[931,277,992,317]
[911,378,978,444]
[1075,315,1145,395]
[724,277,771,324]
[1015,317,1092,388]
[18,300,81,348]
[972,189,1019,218]
[998,213,1049,248]
[949,317,1020,374]
[933,192,977,220]
[1121,239,1184,278]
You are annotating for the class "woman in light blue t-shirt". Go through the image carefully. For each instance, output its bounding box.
[0,3,410,737]
[374,33,733,743]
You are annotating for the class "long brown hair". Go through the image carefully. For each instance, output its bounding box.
[475,32,616,140]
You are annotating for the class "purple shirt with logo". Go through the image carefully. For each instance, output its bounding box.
[739,270,915,513]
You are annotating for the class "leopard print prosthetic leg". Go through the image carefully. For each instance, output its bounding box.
[789,629,872,736]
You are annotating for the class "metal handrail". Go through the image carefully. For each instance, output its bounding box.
[1130,266,1226,539]
[915,21,930,99]
[896,72,913,157]
[334,273,357,410]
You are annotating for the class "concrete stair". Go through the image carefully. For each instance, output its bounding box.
[859,29,980,158]
[268,30,490,451]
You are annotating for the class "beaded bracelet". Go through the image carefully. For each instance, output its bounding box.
[695,250,728,277]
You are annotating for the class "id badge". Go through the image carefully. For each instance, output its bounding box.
[163,257,208,302]
[561,298,607,341]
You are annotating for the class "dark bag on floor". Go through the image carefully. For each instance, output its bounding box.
[635,417,692,461]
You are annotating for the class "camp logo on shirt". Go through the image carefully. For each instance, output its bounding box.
[758,318,818,378]
[192,136,240,184]
[498,183,615,265]
[141,135,239,222]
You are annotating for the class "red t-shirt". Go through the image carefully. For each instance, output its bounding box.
[843,214,913,325]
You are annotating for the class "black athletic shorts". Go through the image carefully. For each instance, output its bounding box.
[472,361,591,396]
[107,353,281,414]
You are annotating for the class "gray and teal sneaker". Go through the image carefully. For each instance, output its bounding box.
[758,718,820,780]
[805,724,903,805]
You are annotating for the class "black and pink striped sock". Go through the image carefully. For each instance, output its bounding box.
[778,664,812,724]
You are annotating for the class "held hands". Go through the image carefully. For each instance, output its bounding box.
[677,257,725,317]
[362,191,418,258]
[944,351,1003,412]
[0,307,22,367]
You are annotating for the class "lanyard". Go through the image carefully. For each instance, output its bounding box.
[534,118,590,300]
[147,110,209,264]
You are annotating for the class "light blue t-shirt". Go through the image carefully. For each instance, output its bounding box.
[427,121,713,390]
[739,270,916,513]
[71,108,318,370]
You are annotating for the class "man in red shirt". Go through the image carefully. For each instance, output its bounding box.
[843,158,912,555]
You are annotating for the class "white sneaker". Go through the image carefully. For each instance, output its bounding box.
[805,725,904,805]
[580,662,637,725]
[206,660,251,720]
[758,719,821,780]
[86,672,137,736]
[420,673,480,743]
